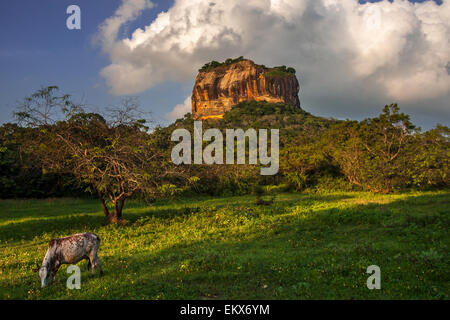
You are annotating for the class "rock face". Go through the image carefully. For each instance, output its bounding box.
[192,59,300,120]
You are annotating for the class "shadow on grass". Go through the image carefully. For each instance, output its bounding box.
[2,191,448,299]
[129,194,450,299]
[29,191,449,300]
[126,193,355,220]
[134,193,448,299]
[0,214,107,243]
[0,194,355,243]
[0,198,101,222]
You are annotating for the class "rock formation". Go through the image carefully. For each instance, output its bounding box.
[191,59,300,120]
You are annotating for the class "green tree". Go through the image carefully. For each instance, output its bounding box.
[409,124,449,188]
[326,104,418,192]
[15,87,180,223]
[280,143,327,190]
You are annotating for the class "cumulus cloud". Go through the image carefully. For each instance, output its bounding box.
[166,96,191,120]
[98,0,154,52]
[98,0,450,121]
[345,0,450,101]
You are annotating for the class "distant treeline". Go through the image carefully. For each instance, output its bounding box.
[1,88,449,202]
[168,101,449,195]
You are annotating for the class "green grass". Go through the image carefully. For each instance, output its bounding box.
[0,191,449,299]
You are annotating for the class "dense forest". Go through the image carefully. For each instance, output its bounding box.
[0,87,448,220]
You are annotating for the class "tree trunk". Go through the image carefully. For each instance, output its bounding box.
[108,198,126,224]
[98,192,110,217]
[98,190,127,224]
[115,199,125,219]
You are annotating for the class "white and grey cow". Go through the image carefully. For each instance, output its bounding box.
[33,232,103,287]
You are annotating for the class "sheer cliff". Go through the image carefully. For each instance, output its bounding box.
[191,59,301,120]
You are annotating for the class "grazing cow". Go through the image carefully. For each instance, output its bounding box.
[33,232,103,287]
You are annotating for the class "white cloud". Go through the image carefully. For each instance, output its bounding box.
[98,0,450,120]
[165,96,191,121]
[345,0,450,101]
[98,0,154,52]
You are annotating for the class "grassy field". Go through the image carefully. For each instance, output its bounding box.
[0,191,448,300]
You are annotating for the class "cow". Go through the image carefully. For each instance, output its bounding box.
[33,232,103,287]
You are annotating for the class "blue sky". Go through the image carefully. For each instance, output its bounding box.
[0,0,180,125]
[0,0,448,129]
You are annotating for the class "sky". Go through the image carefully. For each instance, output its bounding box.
[0,0,448,129]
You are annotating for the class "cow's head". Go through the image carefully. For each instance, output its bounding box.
[33,263,51,287]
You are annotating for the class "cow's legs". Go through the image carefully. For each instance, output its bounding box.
[88,256,95,276]
[51,262,61,282]
[88,249,103,276]
[94,257,103,276]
